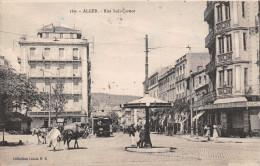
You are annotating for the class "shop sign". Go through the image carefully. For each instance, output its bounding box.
[247,101,260,107]
[204,102,246,109]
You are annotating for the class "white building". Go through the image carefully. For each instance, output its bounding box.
[19,24,90,128]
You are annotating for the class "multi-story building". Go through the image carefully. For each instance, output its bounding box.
[204,1,260,137]
[158,66,171,101]
[167,66,175,102]
[175,53,210,101]
[0,55,10,67]
[147,71,159,98]
[19,24,90,128]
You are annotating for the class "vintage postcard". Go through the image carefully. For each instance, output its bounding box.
[0,0,260,166]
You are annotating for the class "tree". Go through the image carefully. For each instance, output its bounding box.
[110,111,119,132]
[172,99,190,133]
[0,66,44,119]
[42,81,69,119]
[0,66,44,143]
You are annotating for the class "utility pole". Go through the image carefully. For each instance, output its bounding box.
[144,34,152,147]
[145,34,149,94]
[258,1,260,98]
[48,84,51,128]
[190,70,194,138]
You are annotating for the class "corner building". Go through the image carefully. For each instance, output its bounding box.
[19,24,90,128]
[204,1,260,137]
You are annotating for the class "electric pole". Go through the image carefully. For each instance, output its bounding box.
[145,34,149,94]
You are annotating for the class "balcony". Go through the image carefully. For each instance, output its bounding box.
[217,52,233,64]
[205,60,216,74]
[216,19,231,34]
[217,86,232,96]
[28,111,83,118]
[204,2,214,21]
[205,30,215,48]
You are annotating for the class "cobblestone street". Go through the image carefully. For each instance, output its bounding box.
[0,132,259,166]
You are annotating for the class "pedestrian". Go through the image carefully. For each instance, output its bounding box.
[137,126,145,148]
[213,124,219,138]
[128,124,136,146]
[204,124,211,140]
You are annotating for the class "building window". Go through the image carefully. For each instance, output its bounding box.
[74,97,79,102]
[46,33,49,38]
[217,5,223,22]
[227,69,233,86]
[243,33,247,51]
[60,33,63,38]
[30,48,36,56]
[218,37,224,54]
[44,48,50,58]
[31,81,36,87]
[73,64,78,70]
[59,48,64,57]
[43,119,49,128]
[72,117,81,123]
[219,70,224,87]
[59,64,65,69]
[30,64,36,69]
[192,77,195,87]
[226,35,232,52]
[225,2,230,20]
[73,80,79,86]
[242,1,245,18]
[73,48,78,59]
[204,75,207,83]
[45,80,50,86]
[199,76,202,84]
[244,68,248,86]
[45,64,50,69]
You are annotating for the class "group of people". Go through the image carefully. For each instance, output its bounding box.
[203,124,220,139]
[128,124,146,148]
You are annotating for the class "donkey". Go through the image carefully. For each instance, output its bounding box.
[32,128,48,144]
[62,129,81,150]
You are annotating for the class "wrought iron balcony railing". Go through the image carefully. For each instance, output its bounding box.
[216,19,231,34]
[217,86,232,96]
[217,52,233,63]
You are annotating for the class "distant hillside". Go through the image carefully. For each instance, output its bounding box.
[91,93,140,111]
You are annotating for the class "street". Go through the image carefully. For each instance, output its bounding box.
[0,132,259,166]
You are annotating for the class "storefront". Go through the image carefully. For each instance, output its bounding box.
[194,101,260,137]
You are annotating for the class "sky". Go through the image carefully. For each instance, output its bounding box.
[0,1,209,96]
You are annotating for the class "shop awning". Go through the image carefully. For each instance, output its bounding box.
[214,97,247,104]
[192,111,205,121]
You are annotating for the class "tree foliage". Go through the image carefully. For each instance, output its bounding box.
[42,81,69,118]
[172,99,190,120]
[110,111,119,131]
[0,66,44,114]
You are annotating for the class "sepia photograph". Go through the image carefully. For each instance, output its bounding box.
[0,0,260,165]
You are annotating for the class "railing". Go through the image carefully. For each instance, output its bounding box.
[205,30,214,48]
[218,86,232,96]
[28,54,82,61]
[217,52,233,63]
[28,111,82,116]
[204,1,214,21]
[216,19,231,34]
[205,60,215,74]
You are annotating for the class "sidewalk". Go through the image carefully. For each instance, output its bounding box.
[151,132,260,143]
[174,134,260,143]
